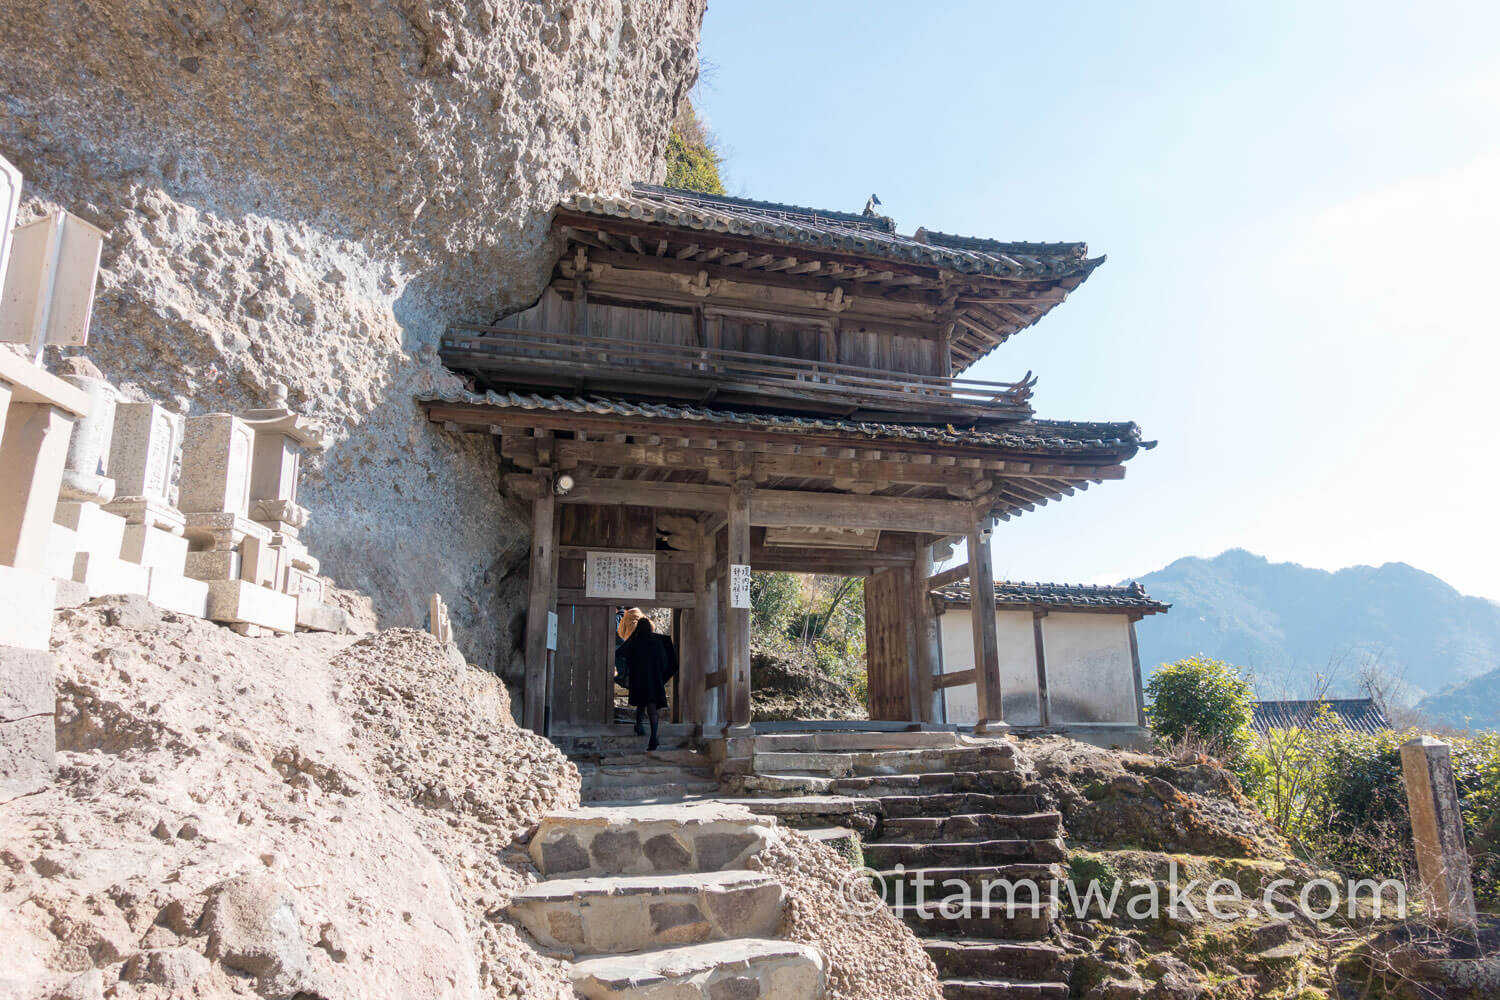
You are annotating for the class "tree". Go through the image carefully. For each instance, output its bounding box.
[664,101,724,195]
[1145,655,1257,769]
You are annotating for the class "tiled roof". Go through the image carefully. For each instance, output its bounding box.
[560,184,1103,282]
[1251,699,1392,737]
[934,580,1170,614]
[418,386,1151,460]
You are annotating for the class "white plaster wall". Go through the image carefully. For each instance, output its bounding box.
[1041,613,1140,724]
[937,609,1041,726]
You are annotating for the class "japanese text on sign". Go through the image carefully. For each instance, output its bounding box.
[729,564,752,609]
[585,550,656,600]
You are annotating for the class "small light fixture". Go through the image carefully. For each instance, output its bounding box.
[554,473,575,496]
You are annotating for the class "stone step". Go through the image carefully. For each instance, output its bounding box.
[570,938,826,1000]
[511,870,783,956]
[582,781,722,803]
[863,838,1065,870]
[877,812,1063,843]
[579,764,718,789]
[752,731,963,753]
[529,802,774,878]
[575,749,712,768]
[722,773,837,797]
[803,826,860,859]
[878,863,1063,904]
[941,978,1069,1000]
[924,940,1067,982]
[876,793,1047,819]
[752,745,1019,780]
[726,795,881,835]
[891,903,1053,941]
[835,770,1032,797]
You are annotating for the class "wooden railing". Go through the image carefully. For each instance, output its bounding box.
[441,324,1036,418]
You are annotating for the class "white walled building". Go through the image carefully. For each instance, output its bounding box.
[934,581,1169,740]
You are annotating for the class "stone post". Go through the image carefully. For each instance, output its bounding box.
[0,350,88,801]
[1400,736,1479,929]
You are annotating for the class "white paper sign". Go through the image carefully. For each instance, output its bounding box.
[585,550,656,600]
[546,611,559,651]
[729,564,752,609]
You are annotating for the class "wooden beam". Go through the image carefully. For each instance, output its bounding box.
[751,489,972,534]
[933,668,977,690]
[688,519,716,726]
[522,461,557,732]
[725,478,752,731]
[927,561,971,590]
[1129,619,1147,728]
[1033,609,1051,727]
[912,544,942,723]
[556,589,696,608]
[968,521,1005,731]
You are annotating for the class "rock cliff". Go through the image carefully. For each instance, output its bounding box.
[0,0,705,678]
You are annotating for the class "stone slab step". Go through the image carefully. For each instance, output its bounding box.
[512,870,782,955]
[877,812,1063,843]
[892,903,1052,941]
[722,773,837,797]
[579,764,717,789]
[727,795,881,834]
[752,731,962,753]
[752,745,1019,780]
[582,781,722,803]
[863,838,1065,869]
[924,940,1066,981]
[878,863,1063,903]
[942,978,1068,1000]
[530,802,774,877]
[570,938,826,1000]
[876,793,1047,819]
[835,770,1031,797]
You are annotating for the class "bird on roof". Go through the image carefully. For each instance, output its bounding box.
[863,193,882,217]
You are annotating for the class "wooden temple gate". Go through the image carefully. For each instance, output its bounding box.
[423,184,1150,737]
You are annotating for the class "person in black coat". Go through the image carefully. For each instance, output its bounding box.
[617,613,677,751]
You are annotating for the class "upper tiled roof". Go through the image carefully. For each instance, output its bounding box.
[934,580,1170,615]
[1251,699,1392,737]
[418,386,1151,460]
[560,184,1102,282]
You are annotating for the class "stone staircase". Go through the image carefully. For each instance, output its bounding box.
[509,801,825,999]
[554,724,722,804]
[724,731,1074,1000]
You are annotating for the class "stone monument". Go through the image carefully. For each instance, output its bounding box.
[240,384,345,632]
[179,412,295,634]
[103,400,209,616]
[1401,736,1479,929]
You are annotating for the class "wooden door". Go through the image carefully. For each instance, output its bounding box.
[551,604,614,725]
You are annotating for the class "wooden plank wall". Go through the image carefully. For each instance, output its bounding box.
[864,568,913,721]
[552,604,613,725]
[718,317,824,362]
[840,327,940,377]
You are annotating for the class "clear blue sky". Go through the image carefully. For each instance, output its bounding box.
[697,1,1500,600]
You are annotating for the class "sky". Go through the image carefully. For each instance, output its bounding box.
[696,1,1500,601]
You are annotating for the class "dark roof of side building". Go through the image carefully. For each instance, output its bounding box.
[561,184,1103,283]
[1250,699,1392,736]
[933,580,1170,615]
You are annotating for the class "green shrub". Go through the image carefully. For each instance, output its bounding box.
[664,101,724,195]
[1145,655,1257,777]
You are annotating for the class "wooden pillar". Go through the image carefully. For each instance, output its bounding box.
[1128,618,1147,728]
[911,543,942,724]
[1032,609,1052,727]
[686,519,716,728]
[967,519,1006,732]
[725,479,752,732]
[522,459,557,732]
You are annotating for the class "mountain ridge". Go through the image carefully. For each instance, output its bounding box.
[1127,549,1500,729]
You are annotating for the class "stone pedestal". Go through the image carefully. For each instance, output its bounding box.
[103,401,206,616]
[0,350,89,802]
[52,500,148,600]
[205,579,296,634]
[1401,736,1479,929]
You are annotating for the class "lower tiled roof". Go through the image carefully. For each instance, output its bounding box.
[1251,699,1392,736]
[933,580,1170,614]
[418,387,1151,460]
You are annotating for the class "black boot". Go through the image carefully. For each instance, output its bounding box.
[634,706,646,737]
[646,706,660,752]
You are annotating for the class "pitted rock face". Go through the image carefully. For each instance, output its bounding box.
[0,0,704,673]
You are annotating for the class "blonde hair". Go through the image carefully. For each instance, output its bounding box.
[617,607,645,641]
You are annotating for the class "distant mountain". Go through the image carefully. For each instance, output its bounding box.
[1129,550,1500,729]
